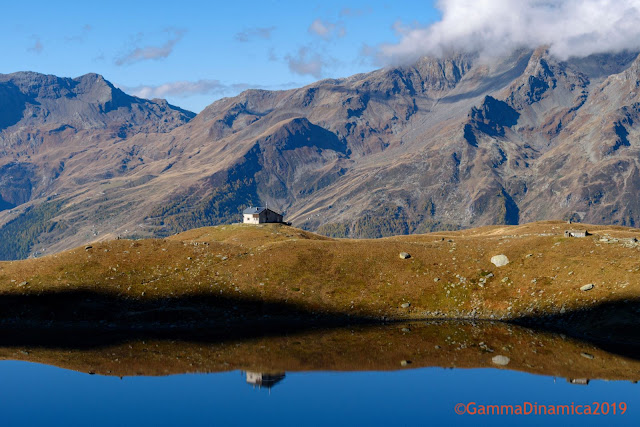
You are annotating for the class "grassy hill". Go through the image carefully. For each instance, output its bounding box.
[0,221,639,346]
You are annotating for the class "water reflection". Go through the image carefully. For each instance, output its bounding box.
[567,378,590,385]
[245,371,286,390]
[0,320,639,383]
[1,361,637,427]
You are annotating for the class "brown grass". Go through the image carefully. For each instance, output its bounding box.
[0,220,639,323]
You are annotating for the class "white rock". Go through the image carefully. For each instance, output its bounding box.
[491,255,509,267]
[580,284,594,291]
[492,355,510,366]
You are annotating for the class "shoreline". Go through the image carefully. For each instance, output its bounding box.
[1,320,639,382]
[0,220,639,348]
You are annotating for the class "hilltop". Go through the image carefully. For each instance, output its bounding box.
[1,221,639,350]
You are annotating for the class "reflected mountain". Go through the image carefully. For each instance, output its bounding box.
[1,321,640,384]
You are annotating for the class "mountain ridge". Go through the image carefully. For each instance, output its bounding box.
[2,49,640,259]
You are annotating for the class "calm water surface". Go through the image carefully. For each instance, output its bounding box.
[0,360,638,426]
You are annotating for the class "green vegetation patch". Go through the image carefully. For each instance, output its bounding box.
[147,178,258,236]
[0,200,64,260]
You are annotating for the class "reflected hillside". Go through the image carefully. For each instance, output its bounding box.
[1,321,640,383]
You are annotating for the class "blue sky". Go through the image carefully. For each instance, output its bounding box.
[0,0,440,112]
[4,1,639,113]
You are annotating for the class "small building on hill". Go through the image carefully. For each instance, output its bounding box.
[564,229,589,238]
[243,206,283,224]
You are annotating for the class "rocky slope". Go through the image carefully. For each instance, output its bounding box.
[0,72,195,258]
[3,49,640,258]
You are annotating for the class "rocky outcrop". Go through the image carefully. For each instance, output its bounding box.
[0,162,34,211]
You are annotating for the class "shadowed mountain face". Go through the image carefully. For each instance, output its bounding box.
[3,49,640,258]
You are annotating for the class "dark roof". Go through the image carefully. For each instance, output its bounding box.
[243,206,266,214]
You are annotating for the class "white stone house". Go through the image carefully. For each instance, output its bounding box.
[243,207,283,224]
[564,229,588,238]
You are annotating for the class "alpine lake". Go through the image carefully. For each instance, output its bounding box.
[0,321,638,426]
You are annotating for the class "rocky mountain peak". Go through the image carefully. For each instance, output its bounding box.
[413,53,474,90]
[0,71,194,133]
[0,71,74,100]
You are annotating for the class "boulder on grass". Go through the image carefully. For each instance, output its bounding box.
[491,255,509,267]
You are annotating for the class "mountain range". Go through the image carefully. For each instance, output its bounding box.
[2,47,640,259]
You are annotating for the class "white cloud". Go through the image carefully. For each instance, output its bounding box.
[309,19,333,38]
[339,7,371,17]
[120,80,250,99]
[28,36,43,54]
[235,26,276,42]
[308,19,346,40]
[65,24,92,43]
[285,47,330,78]
[377,0,640,63]
[118,80,302,106]
[115,28,185,66]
